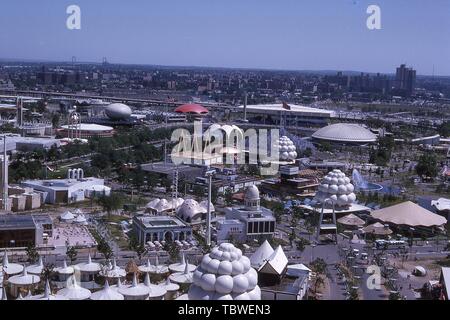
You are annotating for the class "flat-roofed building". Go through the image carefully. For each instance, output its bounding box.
[0,214,53,248]
[132,214,192,245]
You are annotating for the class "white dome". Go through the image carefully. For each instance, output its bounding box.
[312,123,377,144]
[314,169,356,207]
[187,243,261,300]
[105,103,132,120]
[176,199,214,223]
[244,185,260,201]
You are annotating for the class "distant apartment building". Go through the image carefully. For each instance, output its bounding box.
[395,64,416,96]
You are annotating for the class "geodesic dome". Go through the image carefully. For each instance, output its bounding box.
[314,169,356,207]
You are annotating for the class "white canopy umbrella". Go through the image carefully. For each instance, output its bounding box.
[90,280,124,300]
[101,258,126,278]
[139,256,169,275]
[169,260,194,284]
[60,210,75,221]
[73,208,83,215]
[73,214,87,224]
[118,273,149,300]
[142,272,166,300]
[26,256,44,275]
[57,276,91,300]
[28,280,68,300]
[160,277,180,293]
[169,253,196,273]
[8,266,41,286]
[110,277,124,292]
[55,259,74,275]
[75,254,101,273]
[2,250,24,275]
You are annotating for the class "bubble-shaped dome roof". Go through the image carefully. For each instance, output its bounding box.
[187,243,261,300]
[105,103,132,120]
[314,169,356,207]
[274,136,297,161]
[176,199,215,223]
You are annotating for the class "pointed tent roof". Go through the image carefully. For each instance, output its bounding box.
[56,259,74,275]
[2,250,23,275]
[28,279,68,300]
[57,276,91,300]
[371,201,447,227]
[169,258,194,284]
[138,258,153,273]
[337,213,365,227]
[160,277,180,292]
[75,254,101,273]
[118,273,149,298]
[101,257,126,278]
[26,256,44,275]
[169,252,196,273]
[60,210,75,220]
[91,280,124,300]
[258,245,288,275]
[250,240,274,269]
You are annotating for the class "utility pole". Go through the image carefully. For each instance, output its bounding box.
[2,135,8,211]
[205,169,215,247]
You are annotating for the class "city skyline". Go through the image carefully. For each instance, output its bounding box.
[0,0,449,76]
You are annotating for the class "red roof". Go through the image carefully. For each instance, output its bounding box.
[174,104,209,115]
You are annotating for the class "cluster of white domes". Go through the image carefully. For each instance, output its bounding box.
[176,199,215,224]
[188,243,260,300]
[314,169,356,207]
[275,136,297,161]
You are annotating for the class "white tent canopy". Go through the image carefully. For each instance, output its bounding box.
[57,276,91,300]
[118,273,150,299]
[90,280,124,300]
[26,256,44,275]
[8,266,40,285]
[169,253,196,273]
[250,240,274,269]
[257,246,288,275]
[371,201,447,227]
[75,254,101,273]
[28,280,68,300]
[2,250,24,275]
[60,210,75,221]
[56,259,74,275]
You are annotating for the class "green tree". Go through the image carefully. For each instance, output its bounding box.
[163,242,181,263]
[97,193,124,218]
[25,243,40,263]
[416,153,438,180]
[129,234,146,261]
[97,238,113,260]
[66,245,78,264]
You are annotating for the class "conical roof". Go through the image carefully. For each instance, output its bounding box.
[56,259,74,275]
[169,252,196,273]
[2,250,23,275]
[125,259,140,275]
[160,277,180,292]
[142,272,166,298]
[75,254,101,273]
[250,240,274,269]
[118,273,149,298]
[169,258,194,284]
[90,280,124,300]
[101,258,126,278]
[26,256,44,275]
[57,276,91,300]
[337,213,365,227]
[28,279,68,300]
[60,210,75,220]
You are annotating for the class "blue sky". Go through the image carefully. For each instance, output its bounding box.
[0,0,449,75]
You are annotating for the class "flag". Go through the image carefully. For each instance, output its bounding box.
[282,101,291,110]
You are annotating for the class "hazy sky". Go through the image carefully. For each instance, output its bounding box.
[0,0,449,75]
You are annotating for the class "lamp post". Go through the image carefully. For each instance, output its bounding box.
[204,169,215,247]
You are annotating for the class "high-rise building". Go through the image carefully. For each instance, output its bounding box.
[395,64,416,95]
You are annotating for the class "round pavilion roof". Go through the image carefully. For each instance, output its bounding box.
[57,276,92,300]
[175,104,209,115]
[160,277,180,292]
[26,256,44,275]
[28,280,68,300]
[2,250,24,275]
[118,273,150,298]
[100,258,126,278]
[143,273,167,298]
[8,266,40,286]
[312,123,377,143]
[169,261,194,284]
[169,253,197,273]
[90,280,124,300]
[75,254,101,273]
[55,259,74,275]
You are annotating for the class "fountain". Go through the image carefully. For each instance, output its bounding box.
[352,169,383,192]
